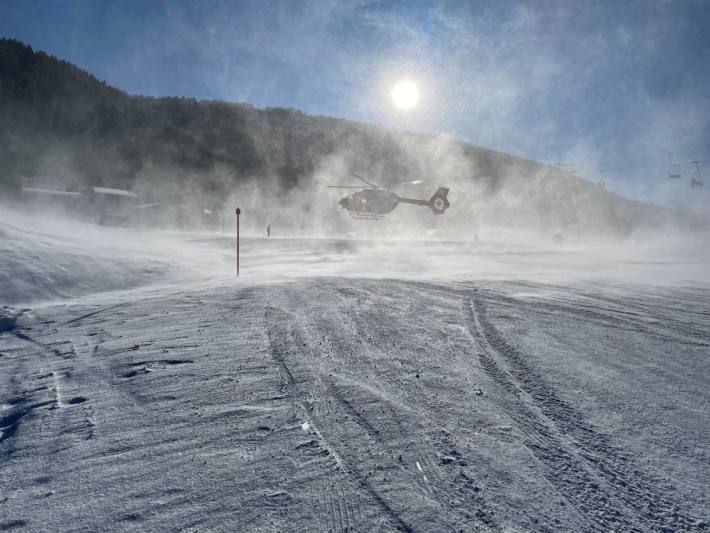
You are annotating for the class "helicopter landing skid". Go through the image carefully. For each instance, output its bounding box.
[348,212,387,220]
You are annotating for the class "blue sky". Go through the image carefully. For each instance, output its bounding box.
[2,0,709,210]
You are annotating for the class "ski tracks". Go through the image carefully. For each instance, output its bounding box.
[264,288,506,532]
[265,304,418,532]
[466,290,705,532]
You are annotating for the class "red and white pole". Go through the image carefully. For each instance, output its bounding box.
[235,207,241,277]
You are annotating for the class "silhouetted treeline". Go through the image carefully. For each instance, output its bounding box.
[0,38,699,237]
[0,39,556,194]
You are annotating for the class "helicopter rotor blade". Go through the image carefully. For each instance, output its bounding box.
[327,185,378,189]
[395,180,423,186]
[350,172,381,189]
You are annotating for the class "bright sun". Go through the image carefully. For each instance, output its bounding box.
[392,80,419,110]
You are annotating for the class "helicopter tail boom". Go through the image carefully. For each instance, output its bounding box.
[397,187,450,214]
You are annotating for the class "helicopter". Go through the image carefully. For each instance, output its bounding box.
[329,173,450,219]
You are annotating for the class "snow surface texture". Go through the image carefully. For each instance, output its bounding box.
[1,210,709,531]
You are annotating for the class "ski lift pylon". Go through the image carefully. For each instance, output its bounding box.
[690,160,704,188]
[667,152,682,179]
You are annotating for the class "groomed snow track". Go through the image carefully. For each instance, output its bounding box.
[1,277,709,531]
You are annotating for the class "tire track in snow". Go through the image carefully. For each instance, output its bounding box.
[467,291,703,532]
[575,289,710,343]
[53,288,191,329]
[60,303,128,327]
[325,380,436,502]
[265,304,411,532]
[316,282,501,531]
[277,284,501,531]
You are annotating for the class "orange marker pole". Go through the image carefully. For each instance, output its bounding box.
[235,207,241,277]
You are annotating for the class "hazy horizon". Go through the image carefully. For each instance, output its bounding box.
[2,0,709,214]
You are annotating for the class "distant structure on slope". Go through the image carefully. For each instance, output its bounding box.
[689,161,703,188]
[667,152,682,179]
[20,183,219,229]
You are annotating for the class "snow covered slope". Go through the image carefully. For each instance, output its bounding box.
[0,210,230,306]
[1,213,709,531]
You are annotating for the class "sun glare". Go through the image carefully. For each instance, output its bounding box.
[392,80,419,110]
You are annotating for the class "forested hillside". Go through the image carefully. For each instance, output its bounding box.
[0,38,691,238]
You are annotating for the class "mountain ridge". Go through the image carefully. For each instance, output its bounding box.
[0,38,695,238]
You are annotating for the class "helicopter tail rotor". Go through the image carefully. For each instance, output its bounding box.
[428,187,450,214]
